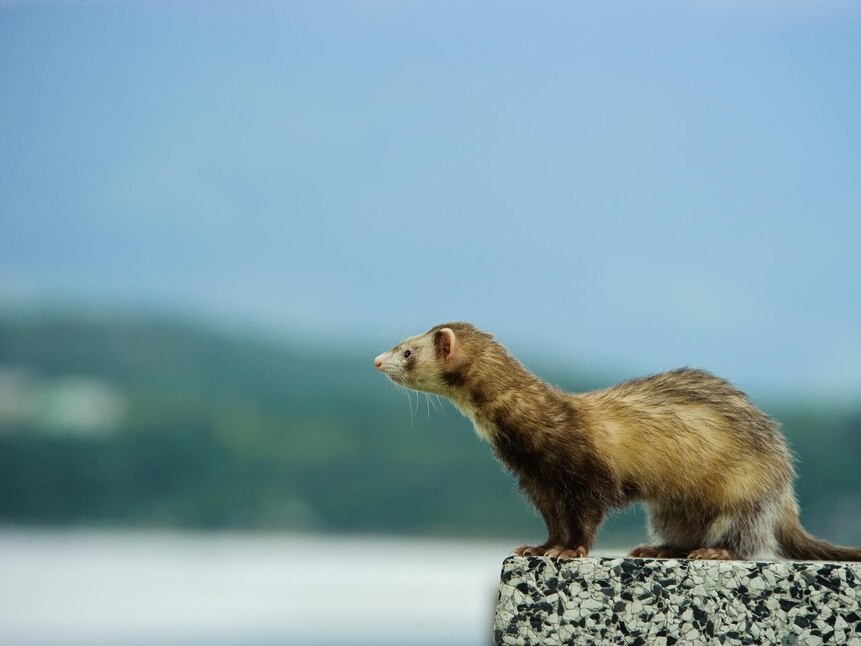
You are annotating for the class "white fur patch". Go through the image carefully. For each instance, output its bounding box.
[471,420,496,443]
[450,397,495,443]
[705,514,734,545]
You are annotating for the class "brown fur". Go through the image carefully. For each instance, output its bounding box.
[374,322,861,561]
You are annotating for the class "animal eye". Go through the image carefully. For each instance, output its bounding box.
[403,349,412,359]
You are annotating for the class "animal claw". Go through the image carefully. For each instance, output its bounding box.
[687,547,736,560]
[512,544,588,558]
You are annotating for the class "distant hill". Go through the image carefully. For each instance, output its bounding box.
[0,312,859,545]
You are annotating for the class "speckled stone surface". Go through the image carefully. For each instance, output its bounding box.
[494,556,861,645]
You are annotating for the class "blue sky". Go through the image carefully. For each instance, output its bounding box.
[1,1,859,398]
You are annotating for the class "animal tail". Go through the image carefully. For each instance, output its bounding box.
[775,495,861,561]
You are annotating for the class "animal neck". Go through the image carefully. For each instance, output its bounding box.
[448,359,566,448]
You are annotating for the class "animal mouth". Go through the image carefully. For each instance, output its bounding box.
[380,368,408,387]
[382,370,403,385]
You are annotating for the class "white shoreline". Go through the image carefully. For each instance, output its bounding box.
[0,529,530,645]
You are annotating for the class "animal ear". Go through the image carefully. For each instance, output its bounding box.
[435,327,457,362]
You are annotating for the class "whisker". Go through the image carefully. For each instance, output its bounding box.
[404,388,414,429]
[427,394,440,414]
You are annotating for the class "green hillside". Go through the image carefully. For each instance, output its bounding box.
[0,313,859,545]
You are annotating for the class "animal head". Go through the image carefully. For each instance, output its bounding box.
[373,322,490,394]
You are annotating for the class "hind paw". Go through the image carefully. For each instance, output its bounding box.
[688,547,738,560]
[629,544,686,558]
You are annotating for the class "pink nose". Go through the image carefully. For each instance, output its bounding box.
[374,358,383,369]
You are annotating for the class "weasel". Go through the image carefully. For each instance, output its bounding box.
[374,322,861,561]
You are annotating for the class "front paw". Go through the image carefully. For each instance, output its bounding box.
[512,544,550,556]
[544,545,588,559]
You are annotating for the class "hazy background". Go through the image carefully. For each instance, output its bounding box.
[1,1,860,644]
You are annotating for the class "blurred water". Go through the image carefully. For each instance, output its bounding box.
[0,530,519,645]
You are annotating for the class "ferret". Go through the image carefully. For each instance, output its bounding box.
[374,322,861,561]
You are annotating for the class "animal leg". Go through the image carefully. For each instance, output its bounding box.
[645,502,710,557]
[512,493,568,557]
[647,501,774,561]
[541,497,603,560]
